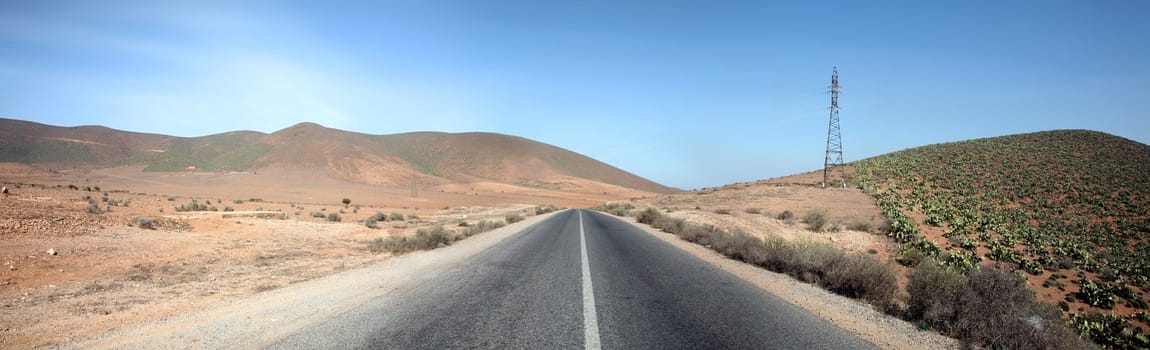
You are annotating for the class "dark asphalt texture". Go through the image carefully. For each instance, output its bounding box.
[268,210,876,349]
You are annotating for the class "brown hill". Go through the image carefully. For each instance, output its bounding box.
[0,118,675,194]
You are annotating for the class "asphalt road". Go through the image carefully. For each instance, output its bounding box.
[269,210,875,349]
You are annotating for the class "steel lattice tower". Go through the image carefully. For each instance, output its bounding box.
[823,66,845,188]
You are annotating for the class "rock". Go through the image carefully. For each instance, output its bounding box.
[47,248,57,256]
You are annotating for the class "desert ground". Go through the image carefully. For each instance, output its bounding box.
[0,163,641,349]
[2,162,968,349]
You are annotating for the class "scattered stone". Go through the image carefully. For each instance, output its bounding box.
[47,248,57,256]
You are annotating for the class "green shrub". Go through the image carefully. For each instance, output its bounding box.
[388,212,405,221]
[311,211,326,218]
[342,198,351,207]
[365,215,381,229]
[776,210,795,221]
[1071,312,1148,349]
[326,213,341,222]
[1077,278,1115,309]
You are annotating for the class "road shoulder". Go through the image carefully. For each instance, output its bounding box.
[603,213,961,350]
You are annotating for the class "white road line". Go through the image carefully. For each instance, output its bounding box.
[579,211,602,350]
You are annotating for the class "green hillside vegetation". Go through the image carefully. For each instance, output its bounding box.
[125,132,271,172]
[0,139,93,163]
[854,130,1150,348]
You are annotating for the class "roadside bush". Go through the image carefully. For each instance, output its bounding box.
[802,209,828,232]
[365,216,381,229]
[460,220,505,238]
[906,263,1089,349]
[368,236,403,253]
[388,212,405,221]
[311,211,326,218]
[409,226,452,250]
[592,202,634,216]
[636,208,661,225]
[776,210,795,221]
[907,259,963,330]
[534,205,560,215]
[371,225,455,255]
[505,213,524,224]
[822,254,899,310]
[326,213,341,222]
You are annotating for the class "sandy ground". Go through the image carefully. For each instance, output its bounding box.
[1,163,963,349]
[641,177,896,260]
[62,212,563,350]
[0,164,591,349]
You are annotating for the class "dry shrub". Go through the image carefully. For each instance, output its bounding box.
[802,209,828,232]
[505,213,524,224]
[907,262,1091,349]
[823,255,899,310]
[636,208,661,225]
[846,217,873,232]
[653,216,685,235]
[370,226,455,255]
[907,259,963,330]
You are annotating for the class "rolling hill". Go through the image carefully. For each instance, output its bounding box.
[853,130,1150,347]
[0,118,675,194]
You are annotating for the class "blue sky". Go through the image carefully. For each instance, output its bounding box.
[2,1,1148,189]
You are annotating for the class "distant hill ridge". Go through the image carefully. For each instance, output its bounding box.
[0,118,675,194]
